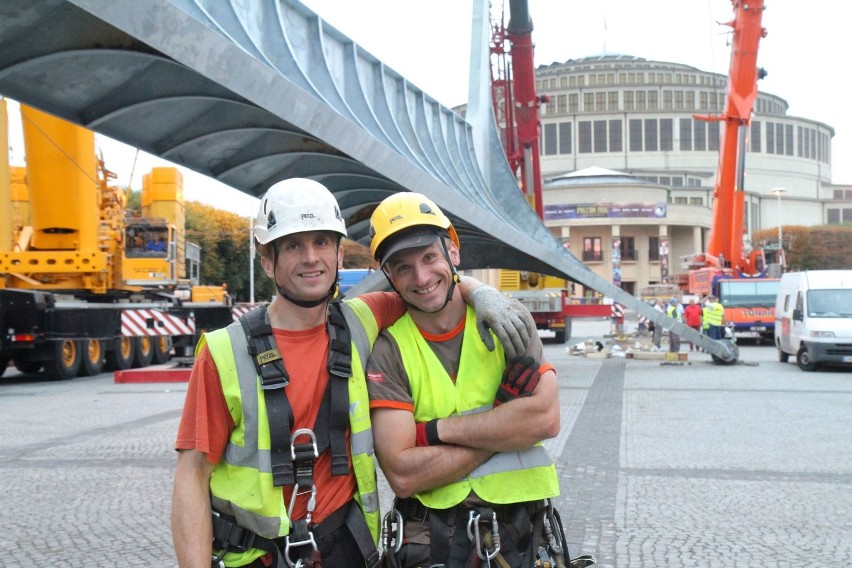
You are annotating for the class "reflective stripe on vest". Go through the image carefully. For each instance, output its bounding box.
[200,299,381,565]
[389,306,559,509]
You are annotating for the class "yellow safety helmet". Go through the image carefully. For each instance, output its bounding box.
[369,192,459,266]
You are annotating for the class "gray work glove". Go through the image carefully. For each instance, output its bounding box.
[469,285,536,359]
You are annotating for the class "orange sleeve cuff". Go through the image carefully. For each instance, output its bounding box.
[369,400,414,413]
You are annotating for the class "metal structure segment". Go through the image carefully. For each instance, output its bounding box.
[0,0,736,361]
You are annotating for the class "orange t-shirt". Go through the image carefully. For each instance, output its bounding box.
[175,293,403,524]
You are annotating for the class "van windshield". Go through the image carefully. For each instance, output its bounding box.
[806,289,852,318]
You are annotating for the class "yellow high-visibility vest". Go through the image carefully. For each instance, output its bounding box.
[200,299,380,566]
[388,306,559,509]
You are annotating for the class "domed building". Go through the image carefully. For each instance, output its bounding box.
[530,54,852,294]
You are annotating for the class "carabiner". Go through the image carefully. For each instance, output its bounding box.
[382,508,404,553]
[544,512,563,554]
[288,482,318,526]
[467,510,500,561]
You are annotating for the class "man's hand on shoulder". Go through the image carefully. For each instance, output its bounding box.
[469,285,536,359]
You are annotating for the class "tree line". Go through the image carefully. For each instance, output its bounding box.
[751,225,852,270]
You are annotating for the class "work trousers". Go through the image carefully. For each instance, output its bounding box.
[668,332,681,353]
[652,324,662,348]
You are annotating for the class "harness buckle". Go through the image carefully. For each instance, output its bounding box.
[466,510,500,561]
[211,509,255,553]
[290,428,319,461]
[259,366,288,390]
[284,531,318,568]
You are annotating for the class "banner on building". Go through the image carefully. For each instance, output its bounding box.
[544,203,667,221]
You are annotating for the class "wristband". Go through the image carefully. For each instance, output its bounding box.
[425,418,443,446]
[415,422,429,447]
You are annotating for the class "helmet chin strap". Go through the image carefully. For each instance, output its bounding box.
[271,242,341,309]
[275,282,338,308]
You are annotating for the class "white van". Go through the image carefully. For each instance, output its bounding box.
[774,270,852,371]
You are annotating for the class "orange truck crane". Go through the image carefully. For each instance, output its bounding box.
[677,0,781,341]
[0,100,233,379]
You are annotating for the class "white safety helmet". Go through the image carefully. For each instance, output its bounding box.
[254,178,347,245]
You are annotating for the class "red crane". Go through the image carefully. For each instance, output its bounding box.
[490,0,547,219]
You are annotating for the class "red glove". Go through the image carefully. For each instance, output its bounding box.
[494,356,541,406]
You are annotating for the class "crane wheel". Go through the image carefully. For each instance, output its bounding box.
[152,336,172,364]
[105,336,135,371]
[80,339,106,376]
[552,317,572,344]
[46,339,82,380]
[133,336,154,368]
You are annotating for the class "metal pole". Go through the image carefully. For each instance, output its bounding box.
[776,192,783,248]
[249,217,255,304]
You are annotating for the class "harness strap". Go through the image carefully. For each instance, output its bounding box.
[326,303,352,476]
[238,303,353,487]
[239,307,294,487]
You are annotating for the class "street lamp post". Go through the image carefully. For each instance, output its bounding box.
[771,187,786,265]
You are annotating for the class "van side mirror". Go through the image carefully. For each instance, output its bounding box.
[792,308,803,322]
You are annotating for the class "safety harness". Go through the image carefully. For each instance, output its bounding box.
[382,498,596,568]
[211,302,379,568]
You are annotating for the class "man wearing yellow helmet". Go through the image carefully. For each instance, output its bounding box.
[172,180,535,568]
[367,193,570,568]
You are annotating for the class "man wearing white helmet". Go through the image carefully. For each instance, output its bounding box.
[171,179,534,568]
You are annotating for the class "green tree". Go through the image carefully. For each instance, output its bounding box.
[185,202,273,303]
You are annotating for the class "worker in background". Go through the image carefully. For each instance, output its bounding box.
[366,193,587,568]
[652,299,665,350]
[146,233,167,252]
[683,298,703,352]
[171,179,534,568]
[704,294,725,340]
[666,297,682,353]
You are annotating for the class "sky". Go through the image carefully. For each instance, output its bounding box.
[7,0,848,217]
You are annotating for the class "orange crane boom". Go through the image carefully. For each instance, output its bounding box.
[700,0,767,274]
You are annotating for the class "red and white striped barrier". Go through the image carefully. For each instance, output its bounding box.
[121,309,195,337]
[231,304,263,322]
